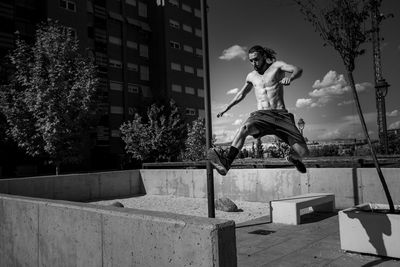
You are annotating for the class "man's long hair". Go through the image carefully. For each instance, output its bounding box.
[248,45,276,60]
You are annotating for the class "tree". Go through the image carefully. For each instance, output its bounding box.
[183,117,215,161]
[0,20,98,175]
[255,138,264,158]
[294,0,394,212]
[120,99,187,163]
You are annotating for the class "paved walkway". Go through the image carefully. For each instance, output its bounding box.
[236,212,400,267]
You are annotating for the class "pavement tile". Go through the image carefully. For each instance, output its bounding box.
[236,214,400,267]
[237,247,288,267]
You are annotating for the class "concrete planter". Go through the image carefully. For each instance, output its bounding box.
[339,203,400,259]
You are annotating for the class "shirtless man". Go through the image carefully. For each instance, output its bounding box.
[208,45,309,175]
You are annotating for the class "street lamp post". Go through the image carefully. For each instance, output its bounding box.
[200,0,215,218]
[297,118,305,136]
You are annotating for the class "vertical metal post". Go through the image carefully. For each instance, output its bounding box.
[200,0,215,218]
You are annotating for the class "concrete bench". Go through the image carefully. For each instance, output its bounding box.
[270,193,335,225]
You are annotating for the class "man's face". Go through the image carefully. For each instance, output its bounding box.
[249,52,266,71]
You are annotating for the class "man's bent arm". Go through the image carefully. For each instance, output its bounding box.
[277,61,303,85]
[217,82,253,117]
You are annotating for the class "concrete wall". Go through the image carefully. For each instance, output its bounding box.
[0,194,237,267]
[140,168,400,209]
[0,170,143,202]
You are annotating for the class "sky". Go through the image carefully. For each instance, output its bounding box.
[206,0,400,144]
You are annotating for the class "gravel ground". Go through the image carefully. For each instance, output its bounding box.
[91,195,269,224]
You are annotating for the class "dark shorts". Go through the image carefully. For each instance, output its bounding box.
[245,109,306,146]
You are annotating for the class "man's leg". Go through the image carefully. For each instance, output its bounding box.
[208,122,258,175]
[286,142,309,173]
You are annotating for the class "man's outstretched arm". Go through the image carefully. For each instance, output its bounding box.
[217,82,253,118]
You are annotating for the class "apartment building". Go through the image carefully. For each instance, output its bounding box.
[0,0,205,170]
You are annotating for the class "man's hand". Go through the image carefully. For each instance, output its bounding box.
[217,110,226,118]
[279,77,291,85]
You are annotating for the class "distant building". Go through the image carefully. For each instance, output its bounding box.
[0,0,205,170]
[387,128,400,137]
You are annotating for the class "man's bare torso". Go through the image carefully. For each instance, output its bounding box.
[246,62,286,110]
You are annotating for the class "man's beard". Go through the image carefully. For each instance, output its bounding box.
[254,62,266,72]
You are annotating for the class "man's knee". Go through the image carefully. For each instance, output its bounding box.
[238,122,254,137]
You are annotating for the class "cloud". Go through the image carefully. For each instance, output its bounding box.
[213,128,237,143]
[219,45,247,60]
[296,98,313,108]
[227,88,239,95]
[389,121,400,129]
[338,100,354,106]
[387,109,398,117]
[297,70,372,108]
[232,119,243,126]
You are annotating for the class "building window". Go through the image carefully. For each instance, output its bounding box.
[111,129,121,137]
[195,28,202,37]
[109,11,123,21]
[182,3,191,12]
[198,109,205,118]
[185,108,196,116]
[139,44,149,58]
[184,65,194,74]
[94,29,107,43]
[171,62,181,71]
[126,0,137,6]
[87,1,94,13]
[94,5,106,18]
[138,2,147,17]
[110,106,124,114]
[171,84,182,92]
[185,86,195,95]
[109,36,122,45]
[127,63,138,72]
[142,85,152,97]
[182,24,192,33]
[194,8,201,18]
[109,59,122,69]
[110,81,123,91]
[60,0,76,12]
[168,0,179,7]
[169,19,180,29]
[195,48,203,57]
[183,45,193,53]
[140,65,149,80]
[127,40,138,49]
[95,52,108,66]
[128,84,139,93]
[98,78,108,92]
[197,68,204,77]
[170,41,180,50]
[198,88,204,98]
[127,17,140,27]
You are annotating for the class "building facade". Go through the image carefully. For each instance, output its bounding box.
[0,0,205,171]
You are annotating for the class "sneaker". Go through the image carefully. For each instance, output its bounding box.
[286,155,307,173]
[207,148,230,176]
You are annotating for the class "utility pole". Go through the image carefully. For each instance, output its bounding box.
[370,0,389,154]
[200,0,215,218]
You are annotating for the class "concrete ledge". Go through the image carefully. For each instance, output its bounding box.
[140,168,400,209]
[0,194,237,267]
[270,193,335,225]
[0,170,143,201]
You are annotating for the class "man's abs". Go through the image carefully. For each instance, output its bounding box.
[255,85,285,110]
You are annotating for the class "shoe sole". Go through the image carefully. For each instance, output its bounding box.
[207,148,228,176]
[286,156,307,173]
